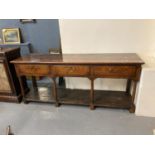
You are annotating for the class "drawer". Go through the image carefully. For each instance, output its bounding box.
[16,64,49,76]
[92,65,136,78]
[51,65,90,77]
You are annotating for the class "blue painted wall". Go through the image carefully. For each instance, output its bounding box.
[0,19,60,53]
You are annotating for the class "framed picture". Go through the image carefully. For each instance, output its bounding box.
[20,19,36,24]
[2,28,21,44]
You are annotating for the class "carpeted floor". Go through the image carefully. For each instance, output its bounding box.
[0,101,155,135]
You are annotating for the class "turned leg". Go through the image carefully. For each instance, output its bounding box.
[18,76,28,104]
[59,77,64,86]
[31,76,37,90]
[126,79,132,95]
[90,78,95,110]
[52,78,60,107]
[129,80,137,113]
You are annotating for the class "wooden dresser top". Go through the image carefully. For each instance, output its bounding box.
[11,53,144,65]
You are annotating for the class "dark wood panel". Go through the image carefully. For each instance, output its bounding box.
[92,65,136,78]
[94,90,132,108]
[24,86,89,105]
[16,64,50,76]
[24,86,131,109]
[58,88,89,105]
[0,47,28,102]
[0,93,22,102]
[51,65,90,77]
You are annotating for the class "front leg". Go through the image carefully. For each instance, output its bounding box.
[129,104,135,113]
[89,77,95,110]
[129,80,137,113]
[52,77,60,107]
[18,76,27,103]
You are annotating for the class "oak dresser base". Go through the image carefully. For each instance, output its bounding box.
[11,53,144,113]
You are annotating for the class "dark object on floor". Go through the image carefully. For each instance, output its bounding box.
[6,125,14,135]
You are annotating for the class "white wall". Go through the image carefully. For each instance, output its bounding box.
[59,19,155,90]
[59,19,155,54]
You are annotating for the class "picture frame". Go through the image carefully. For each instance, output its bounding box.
[20,19,36,24]
[2,28,21,44]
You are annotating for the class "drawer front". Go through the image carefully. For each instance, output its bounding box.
[51,65,90,77]
[16,64,49,76]
[92,65,136,78]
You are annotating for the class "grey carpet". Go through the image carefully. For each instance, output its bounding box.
[0,102,155,135]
